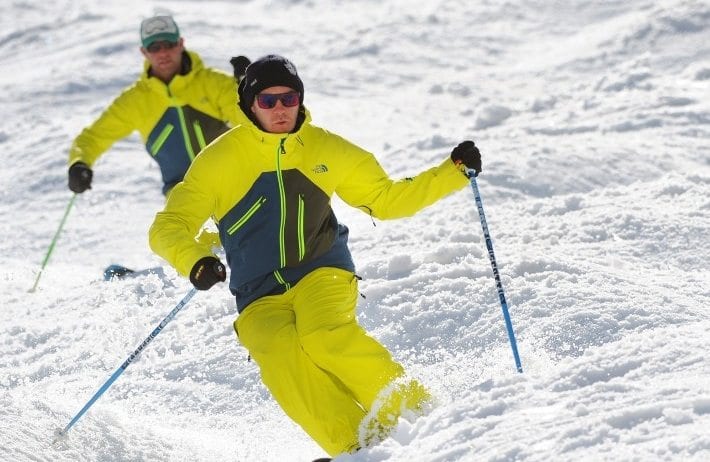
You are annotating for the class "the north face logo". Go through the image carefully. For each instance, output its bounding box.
[312,164,328,173]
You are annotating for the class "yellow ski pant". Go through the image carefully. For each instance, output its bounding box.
[235,267,427,456]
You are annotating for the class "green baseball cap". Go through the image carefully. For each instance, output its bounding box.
[140,16,180,48]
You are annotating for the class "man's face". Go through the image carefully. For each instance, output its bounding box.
[140,37,184,80]
[250,86,300,134]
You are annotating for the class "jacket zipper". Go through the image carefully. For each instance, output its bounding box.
[297,194,305,261]
[168,89,196,161]
[275,138,287,268]
[274,138,289,290]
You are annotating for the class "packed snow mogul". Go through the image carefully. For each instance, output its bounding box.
[67,15,247,197]
[149,54,482,457]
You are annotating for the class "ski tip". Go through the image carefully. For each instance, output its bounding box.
[103,264,135,281]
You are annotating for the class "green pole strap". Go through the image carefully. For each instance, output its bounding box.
[29,194,77,292]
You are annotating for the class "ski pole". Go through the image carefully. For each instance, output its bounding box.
[29,194,77,293]
[467,170,523,373]
[54,287,198,441]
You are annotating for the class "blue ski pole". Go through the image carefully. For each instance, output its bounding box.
[54,287,198,441]
[467,170,523,373]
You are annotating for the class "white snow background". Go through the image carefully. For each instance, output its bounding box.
[1,0,709,461]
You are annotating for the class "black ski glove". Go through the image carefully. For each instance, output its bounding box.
[68,162,93,193]
[189,256,226,291]
[450,141,482,177]
[230,55,251,83]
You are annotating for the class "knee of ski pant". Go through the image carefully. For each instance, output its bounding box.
[235,300,296,356]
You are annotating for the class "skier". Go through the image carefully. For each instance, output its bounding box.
[67,15,247,197]
[148,55,482,457]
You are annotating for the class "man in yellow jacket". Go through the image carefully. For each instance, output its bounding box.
[149,55,482,457]
[67,15,246,196]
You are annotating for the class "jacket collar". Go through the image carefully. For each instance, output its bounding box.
[140,50,202,87]
[241,107,313,148]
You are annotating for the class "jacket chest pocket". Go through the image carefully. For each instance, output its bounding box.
[227,196,267,236]
[150,124,174,156]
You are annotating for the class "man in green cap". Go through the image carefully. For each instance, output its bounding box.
[68,15,247,197]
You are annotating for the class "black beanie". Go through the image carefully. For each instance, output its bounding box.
[238,55,304,116]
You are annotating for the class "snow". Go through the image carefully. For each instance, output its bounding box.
[2,0,709,461]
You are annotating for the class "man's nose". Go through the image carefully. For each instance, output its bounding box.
[272,100,288,111]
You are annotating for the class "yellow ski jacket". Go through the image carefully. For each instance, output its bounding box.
[149,110,469,310]
[68,51,243,194]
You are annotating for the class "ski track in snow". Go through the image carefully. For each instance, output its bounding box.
[2,0,709,461]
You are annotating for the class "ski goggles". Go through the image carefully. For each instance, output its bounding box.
[255,92,300,109]
[146,40,178,53]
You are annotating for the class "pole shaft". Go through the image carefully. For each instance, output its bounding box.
[58,287,198,436]
[469,174,523,373]
[30,194,77,292]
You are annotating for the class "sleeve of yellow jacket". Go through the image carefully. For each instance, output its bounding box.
[336,149,470,220]
[68,87,140,167]
[149,152,219,277]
